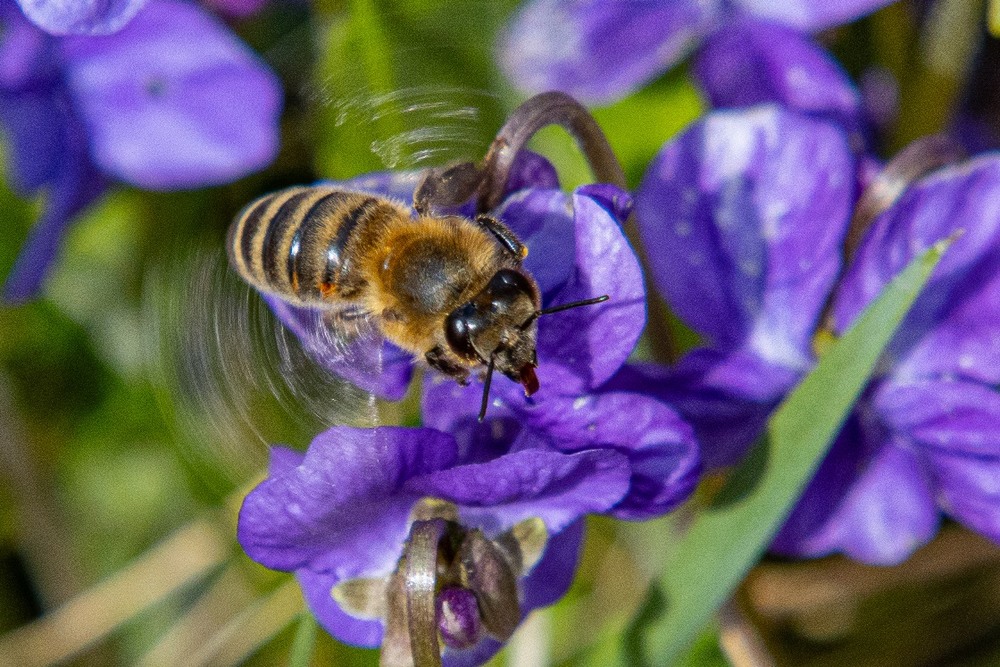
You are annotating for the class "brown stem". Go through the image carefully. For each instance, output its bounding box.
[479,91,627,210]
[404,520,445,667]
[817,134,964,335]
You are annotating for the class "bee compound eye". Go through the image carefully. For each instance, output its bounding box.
[445,303,481,361]
[486,270,535,305]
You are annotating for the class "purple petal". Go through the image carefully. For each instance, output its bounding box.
[511,389,701,520]
[0,87,67,195]
[729,0,896,32]
[495,188,577,296]
[407,446,631,535]
[421,375,523,463]
[16,0,147,35]
[268,445,304,476]
[0,4,53,89]
[773,433,938,565]
[237,426,457,578]
[536,189,646,394]
[652,348,800,468]
[340,170,423,205]
[60,0,282,189]
[833,155,1000,384]
[297,568,383,648]
[498,0,720,104]
[876,379,1000,457]
[636,105,854,368]
[504,150,561,194]
[575,183,634,223]
[265,296,414,401]
[2,92,106,303]
[694,19,862,131]
[927,450,1000,545]
[520,518,583,609]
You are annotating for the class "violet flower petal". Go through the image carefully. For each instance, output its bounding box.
[16,0,147,36]
[773,434,938,565]
[495,188,577,296]
[296,567,383,648]
[927,449,1000,545]
[407,446,632,535]
[636,105,854,369]
[2,92,106,303]
[729,0,896,32]
[0,4,53,89]
[651,348,800,468]
[511,389,701,520]
[421,376,523,464]
[876,379,1000,457]
[694,19,862,131]
[237,427,457,579]
[60,0,282,189]
[0,87,66,195]
[498,0,720,104]
[535,189,646,394]
[833,155,1000,384]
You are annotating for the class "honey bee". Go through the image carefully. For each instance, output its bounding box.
[226,184,607,418]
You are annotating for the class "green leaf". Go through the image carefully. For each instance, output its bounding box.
[624,235,956,665]
[290,611,318,667]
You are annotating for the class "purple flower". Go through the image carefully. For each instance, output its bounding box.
[498,0,889,126]
[268,156,702,520]
[238,425,633,663]
[1,0,282,302]
[636,102,1000,564]
[15,0,148,35]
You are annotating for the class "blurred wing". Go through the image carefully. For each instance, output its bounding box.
[145,245,391,489]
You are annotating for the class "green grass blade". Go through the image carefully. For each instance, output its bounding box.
[289,611,318,667]
[630,235,955,665]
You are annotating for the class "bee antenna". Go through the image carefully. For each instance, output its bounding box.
[521,294,610,329]
[478,354,496,422]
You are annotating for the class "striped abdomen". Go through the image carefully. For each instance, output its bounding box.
[227,186,405,306]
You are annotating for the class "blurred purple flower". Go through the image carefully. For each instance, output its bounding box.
[15,0,148,35]
[1,0,282,302]
[498,0,890,125]
[238,425,632,663]
[269,156,702,519]
[636,103,1000,564]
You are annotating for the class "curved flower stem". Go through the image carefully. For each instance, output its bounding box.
[816,134,964,337]
[404,519,446,667]
[479,91,628,209]
[844,135,964,265]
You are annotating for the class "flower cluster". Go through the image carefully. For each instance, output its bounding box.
[635,102,1000,565]
[1,0,281,301]
[498,0,894,114]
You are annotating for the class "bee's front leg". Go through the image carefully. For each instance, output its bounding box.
[425,346,472,385]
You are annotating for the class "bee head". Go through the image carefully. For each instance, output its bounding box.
[445,269,541,396]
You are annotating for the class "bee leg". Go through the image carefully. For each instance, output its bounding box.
[413,162,484,215]
[474,215,527,260]
[425,346,471,386]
